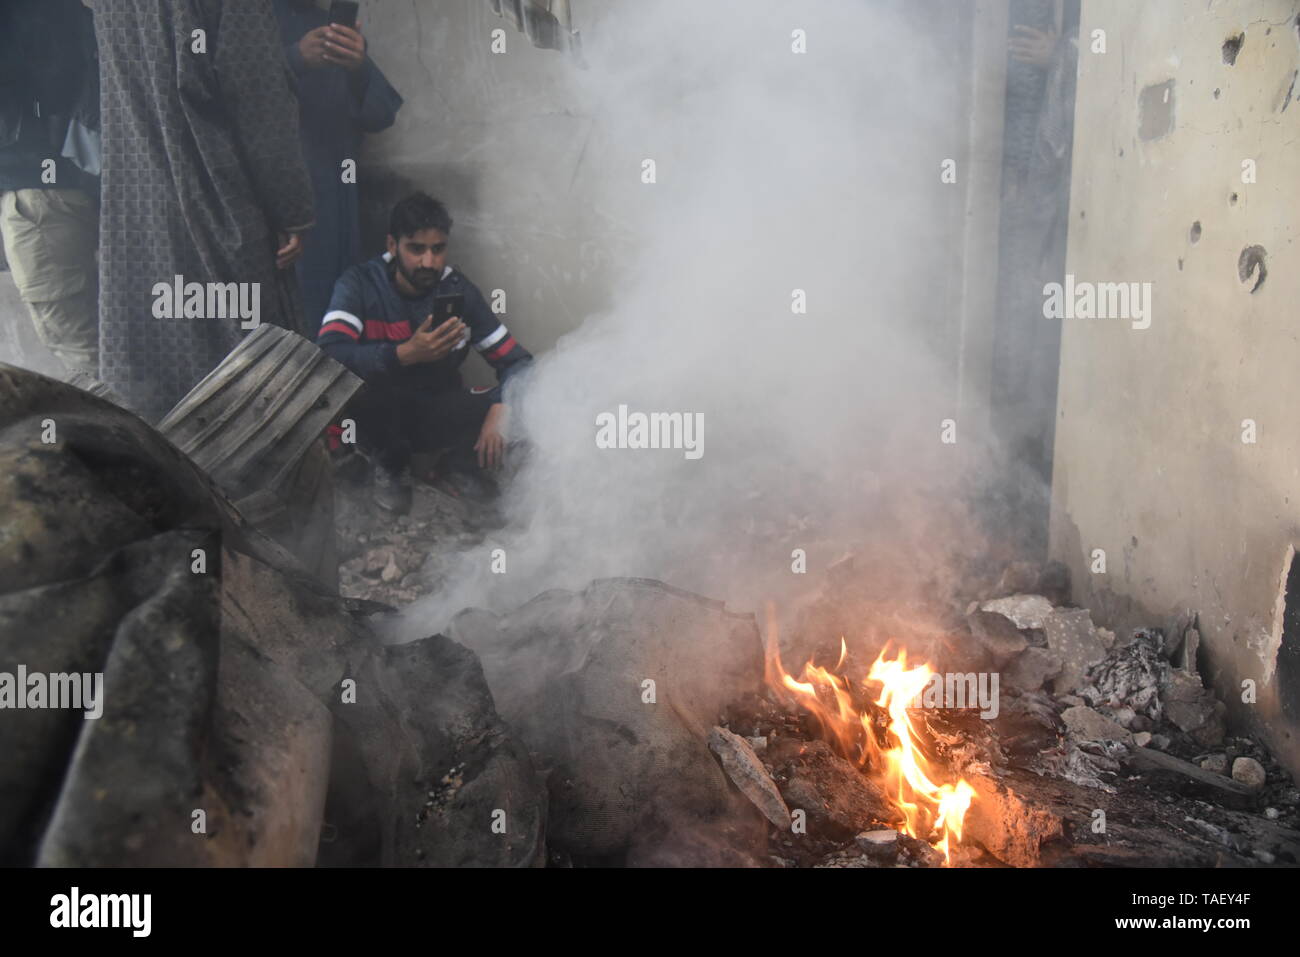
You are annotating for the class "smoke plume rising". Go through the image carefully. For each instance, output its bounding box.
[399,0,1012,638]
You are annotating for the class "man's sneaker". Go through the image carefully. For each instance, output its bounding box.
[372,463,412,514]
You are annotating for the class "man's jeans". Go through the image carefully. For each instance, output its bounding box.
[0,188,99,377]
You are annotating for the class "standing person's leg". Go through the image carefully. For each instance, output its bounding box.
[0,188,99,379]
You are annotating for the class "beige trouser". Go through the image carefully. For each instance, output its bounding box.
[0,188,100,377]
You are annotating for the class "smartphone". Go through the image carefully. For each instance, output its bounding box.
[433,293,469,349]
[328,1,359,28]
[433,293,465,324]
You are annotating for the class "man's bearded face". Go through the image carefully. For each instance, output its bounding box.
[389,228,448,294]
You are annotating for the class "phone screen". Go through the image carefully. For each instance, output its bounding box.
[434,294,468,349]
[328,1,359,28]
[433,294,465,322]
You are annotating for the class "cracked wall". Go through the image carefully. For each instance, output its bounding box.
[1050,0,1300,777]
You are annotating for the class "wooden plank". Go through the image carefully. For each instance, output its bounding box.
[1128,746,1260,810]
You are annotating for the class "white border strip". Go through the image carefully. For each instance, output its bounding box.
[475,324,509,351]
[322,310,363,333]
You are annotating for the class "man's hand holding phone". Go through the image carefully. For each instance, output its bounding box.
[396,314,467,366]
[298,20,367,72]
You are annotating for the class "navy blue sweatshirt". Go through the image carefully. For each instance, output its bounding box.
[317,252,532,403]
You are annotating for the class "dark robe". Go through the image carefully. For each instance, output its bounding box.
[97,0,316,422]
[272,0,403,332]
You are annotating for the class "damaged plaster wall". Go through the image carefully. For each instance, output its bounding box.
[361,0,988,628]
[1050,1,1300,777]
[354,0,623,387]
[355,0,972,387]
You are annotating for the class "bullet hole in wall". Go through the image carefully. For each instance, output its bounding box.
[1189,221,1201,243]
[1229,192,1238,206]
[1237,244,1267,293]
[1222,33,1244,65]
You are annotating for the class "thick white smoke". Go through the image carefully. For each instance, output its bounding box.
[399,0,996,638]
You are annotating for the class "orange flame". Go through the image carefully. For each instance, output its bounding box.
[764,608,976,865]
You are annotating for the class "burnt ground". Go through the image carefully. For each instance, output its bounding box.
[333,451,502,607]
[328,455,1300,868]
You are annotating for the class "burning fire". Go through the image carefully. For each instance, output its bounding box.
[764,616,977,865]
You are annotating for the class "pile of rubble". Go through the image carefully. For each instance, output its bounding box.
[328,480,1300,868]
[695,560,1300,868]
[333,452,499,607]
[963,581,1299,866]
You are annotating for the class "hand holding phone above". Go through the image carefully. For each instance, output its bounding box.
[396,313,467,366]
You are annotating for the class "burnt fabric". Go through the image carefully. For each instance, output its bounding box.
[97,0,315,422]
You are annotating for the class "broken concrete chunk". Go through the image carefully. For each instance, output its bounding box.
[1061,705,1134,745]
[1004,647,1063,692]
[967,611,1029,665]
[1200,753,1229,775]
[708,726,790,829]
[1161,611,1201,674]
[1110,706,1137,729]
[1044,609,1107,694]
[363,549,391,577]
[979,594,1055,630]
[1134,731,1152,747]
[854,829,900,860]
[777,741,892,838]
[963,774,1064,867]
[1178,628,1201,674]
[449,578,765,859]
[1232,757,1266,790]
[1161,669,1226,748]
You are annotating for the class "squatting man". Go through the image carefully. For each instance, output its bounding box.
[318,193,532,513]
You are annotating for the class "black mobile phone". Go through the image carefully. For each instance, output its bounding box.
[328,1,359,29]
[432,293,465,324]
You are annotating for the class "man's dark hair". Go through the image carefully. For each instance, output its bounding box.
[389,192,453,240]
